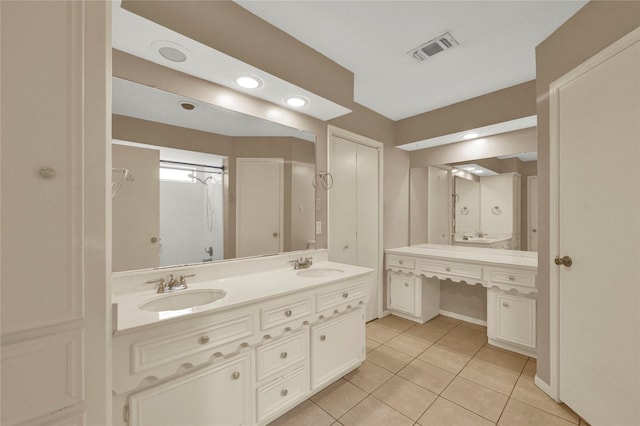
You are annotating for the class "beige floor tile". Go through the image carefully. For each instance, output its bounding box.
[441,376,508,422]
[397,358,455,394]
[376,315,416,332]
[447,326,488,346]
[433,314,463,325]
[384,333,432,357]
[365,319,378,327]
[339,395,414,426]
[330,422,343,426]
[310,379,367,419]
[423,317,460,333]
[403,324,444,343]
[367,344,413,373]
[459,359,519,395]
[417,397,495,426]
[473,345,527,375]
[435,335,484,357]
[343,360,394,393]
[521,358,537,380]
[579,417,592,426]
[511,377,579,423]
[459,321,488,333]
[499,398,577,426]
[366,323,399,344]
[372,375,438,420]
[365,338,380,353]
[418,345,471,374]
[267,400,335,426]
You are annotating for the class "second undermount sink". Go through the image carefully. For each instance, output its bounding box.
[139,289,226,312]
[297,268,344,278]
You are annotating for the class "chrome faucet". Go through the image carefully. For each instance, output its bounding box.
[292,257,313,269]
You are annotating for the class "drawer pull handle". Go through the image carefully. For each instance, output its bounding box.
[281,389,288,397]
[508,275,516,281]
[199,335,210,345]
[284,310,292,317]
[342,292,349,298]
[445,267,451,272]
[280,351,288,359]
[502,302,510,308]
[320,335,326,341]
[232,371,240,380]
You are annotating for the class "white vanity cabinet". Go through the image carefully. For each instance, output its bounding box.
[487,288,536,356]
[128,353,251,426]
[310,309,364,390]
[385,244,537,357]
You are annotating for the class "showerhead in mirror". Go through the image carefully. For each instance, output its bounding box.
[187,173,212,185]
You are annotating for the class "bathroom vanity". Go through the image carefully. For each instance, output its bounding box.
[111,250,372,426]
[385,244,537,357]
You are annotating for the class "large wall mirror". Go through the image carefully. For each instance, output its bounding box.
[112,77,317,272]
[410,151,538,251]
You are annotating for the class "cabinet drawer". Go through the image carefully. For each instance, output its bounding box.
[316,281,366,312]
[489,269,535,289]
[132,313,254,373]
[256,367,307,422]
[256,330,307,381]
[387,255,415,270]
[420,260,483,281]
[260,298,313,331]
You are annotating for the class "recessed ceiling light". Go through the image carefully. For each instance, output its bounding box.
[464,167,476,171]
[285,96,309,108]
[463,132,479,140]
[476,170,484,173]
[179,101,196,111]
[235,74,263,89]
[152,40,190,63]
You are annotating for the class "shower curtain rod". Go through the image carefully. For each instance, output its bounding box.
[159,159,225,172]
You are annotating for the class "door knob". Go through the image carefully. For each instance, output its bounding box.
[273,232,279,237]
[554,255,573,267]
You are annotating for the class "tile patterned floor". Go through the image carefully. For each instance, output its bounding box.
[269,314,590,426]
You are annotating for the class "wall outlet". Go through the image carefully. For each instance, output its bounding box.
[315,221,322,235]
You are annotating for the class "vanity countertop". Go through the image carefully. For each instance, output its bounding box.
[386,243,537,268]
[112,260,373,333]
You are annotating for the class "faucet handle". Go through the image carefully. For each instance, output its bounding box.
[179,274,195,287]
[146,277,166,293]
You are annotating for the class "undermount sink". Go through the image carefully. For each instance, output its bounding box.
[139,289,226,312]
[297,268,344,278]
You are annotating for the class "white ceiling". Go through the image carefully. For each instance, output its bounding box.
[235,0,587,120]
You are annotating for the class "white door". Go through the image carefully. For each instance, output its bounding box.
[427,167,451,244]
[328,128,382,322]
[112,144,160,271]
[1,2,109,424]
[552,31,639,425]
[236,158,283,257]
[527,176,538,251]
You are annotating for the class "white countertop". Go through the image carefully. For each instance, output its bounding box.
[112,260,373,333]
[386,243,537,268]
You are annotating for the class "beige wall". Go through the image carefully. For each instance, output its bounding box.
[535,1,640,385]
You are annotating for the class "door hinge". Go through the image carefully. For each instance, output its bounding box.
[123,403,129,423]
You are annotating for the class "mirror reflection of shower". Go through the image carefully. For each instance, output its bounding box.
[188,173,214,233]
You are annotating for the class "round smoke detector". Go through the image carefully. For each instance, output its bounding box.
[151,40,190,63]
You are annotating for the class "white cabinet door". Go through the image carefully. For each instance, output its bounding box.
[128,354,251,426]
[488,289,536,349]
[310,310,364,390]
[388,271,419,315]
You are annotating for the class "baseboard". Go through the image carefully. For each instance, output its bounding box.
[439,310,487,326]
[534,375,559,402]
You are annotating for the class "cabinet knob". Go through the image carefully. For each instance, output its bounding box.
[320,335,326,341]
[231,371,240,380]
[404,282,409,287]
[281,389,288,397]
[554,255,573,267]
[508,275,516,281]
[502,302,510,308]
[342,292,349,298]
[284,309,292,317]
[445,266,451,272]
[199,335,210,345]
[398,260,403,265]
[280,352,288,359]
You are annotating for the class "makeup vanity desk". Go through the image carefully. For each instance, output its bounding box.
[385,244,537,357]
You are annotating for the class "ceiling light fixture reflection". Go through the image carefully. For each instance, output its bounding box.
[463,132,479,140]
[285,96,309,107]
[235,74,263,89]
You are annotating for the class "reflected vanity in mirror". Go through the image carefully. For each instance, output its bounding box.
[409,152,537,251]
[112,77,317,272]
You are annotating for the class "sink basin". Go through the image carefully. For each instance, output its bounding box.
[297,268,344,278]
[139,289,226,312]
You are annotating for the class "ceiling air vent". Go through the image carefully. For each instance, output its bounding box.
[408,32,459,62]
